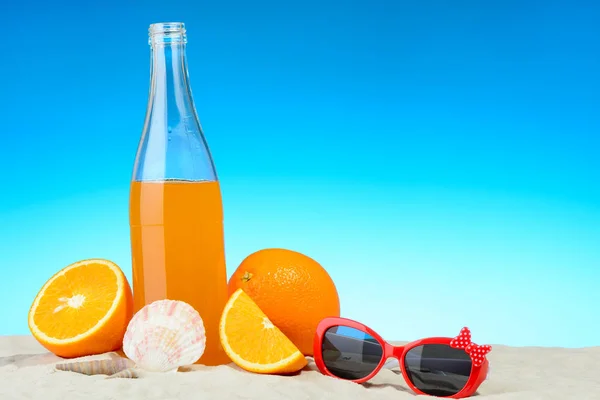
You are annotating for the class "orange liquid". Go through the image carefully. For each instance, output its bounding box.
[129,179,231,366]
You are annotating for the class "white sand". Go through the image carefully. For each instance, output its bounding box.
[1,336,599,399]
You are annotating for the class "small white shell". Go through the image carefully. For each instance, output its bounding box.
[122,299,206,372]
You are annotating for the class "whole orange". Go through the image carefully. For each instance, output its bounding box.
[228,248,340,356]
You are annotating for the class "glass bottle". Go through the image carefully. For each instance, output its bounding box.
[129,22,230,366]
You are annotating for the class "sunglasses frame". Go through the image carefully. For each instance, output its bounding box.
[313,317,489,399]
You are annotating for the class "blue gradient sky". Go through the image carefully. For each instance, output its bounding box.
[1,0,599,348]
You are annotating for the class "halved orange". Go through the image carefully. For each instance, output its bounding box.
[219,288,308,374]
[28,258,134,358]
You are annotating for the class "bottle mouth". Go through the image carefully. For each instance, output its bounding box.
[148,22,187,45]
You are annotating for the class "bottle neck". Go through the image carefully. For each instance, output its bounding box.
[146,22,195,124]
[148,41,193,115]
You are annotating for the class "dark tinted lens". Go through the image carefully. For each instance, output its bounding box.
[321,326,383,380]
[404,344,472,397]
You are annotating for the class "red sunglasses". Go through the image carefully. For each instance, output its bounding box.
[313,317,491,398]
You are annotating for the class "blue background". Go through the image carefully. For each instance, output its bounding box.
[1,0,599,348]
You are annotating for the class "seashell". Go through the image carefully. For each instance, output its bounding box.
[55,358,136,377]
[122,299,206,372]
[53,358,180,379]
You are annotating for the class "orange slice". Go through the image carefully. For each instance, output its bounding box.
[219,288,308,374]
[28,258,134,358]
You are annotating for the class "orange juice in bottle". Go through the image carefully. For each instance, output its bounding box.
[129,22,230,366]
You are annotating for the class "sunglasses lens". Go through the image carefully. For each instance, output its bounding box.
[320,325,383,380]
[403,344,472,397]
